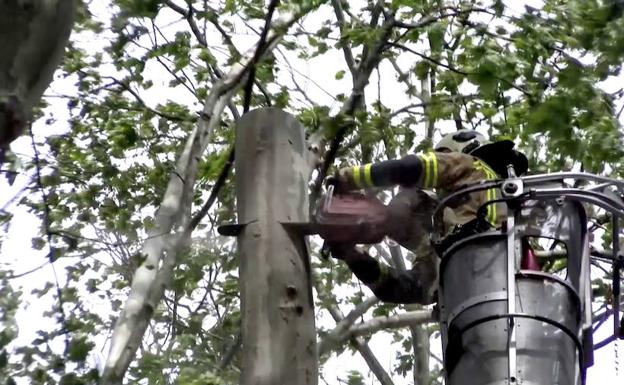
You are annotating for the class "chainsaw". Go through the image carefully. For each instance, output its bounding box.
[284,185,391,245]
[218,185,436,251]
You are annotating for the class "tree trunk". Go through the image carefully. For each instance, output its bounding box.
[236,108,318,385]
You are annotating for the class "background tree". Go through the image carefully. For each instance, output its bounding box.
[1,0,624,384]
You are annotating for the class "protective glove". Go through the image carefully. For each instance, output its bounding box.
[326,243,382,284]
[326,242,359,261]
[326,166,358,193]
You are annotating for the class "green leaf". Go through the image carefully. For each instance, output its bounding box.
[67,337,94,362]
[59,373,82,385]
[428,23,446,53]
[117,0,161,18]
[414,61,430,79]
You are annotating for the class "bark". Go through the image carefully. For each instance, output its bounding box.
[346,310,434,339]
[100,4,320,383]
[0,0,75,150]
[236,108,318,385]
[319,306,433,356]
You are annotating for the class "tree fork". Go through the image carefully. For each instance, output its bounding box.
[235,108,318,385]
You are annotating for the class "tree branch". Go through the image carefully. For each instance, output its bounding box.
[189,147,234,230]
[169,0,274,109]
[347,310,434,339]
[388,42,532,97]
[164,0,207,47]
[388,245,430,385]
[29,126,70,351]
[331,0,356,75]
[242,0,280,113]
[391,7,492,30]
[319,306,434,356]
[217,331,242,371]
[311,13,396,204]
[324,303,395,385]
[317,296,378,355]
[106,76,194,122]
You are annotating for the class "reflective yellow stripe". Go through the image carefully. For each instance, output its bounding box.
[485,185,491,223]
[363,164,373,187]
[474,160,498,225]
[432,153,438,187]
[490,185,497,224]
[487,187,495,224]
[421,153,437,188]
[352,166,362,188]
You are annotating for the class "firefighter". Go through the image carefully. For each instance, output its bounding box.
[328,129,528,304]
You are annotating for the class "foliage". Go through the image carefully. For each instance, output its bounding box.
[1,0,624,384]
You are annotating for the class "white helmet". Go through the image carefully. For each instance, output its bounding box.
[435,129,528,176]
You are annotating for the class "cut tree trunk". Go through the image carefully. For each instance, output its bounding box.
[236,108,318,385]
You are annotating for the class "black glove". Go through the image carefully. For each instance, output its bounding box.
[326,242,357,261]
[325,167,357,194]
[326,243,382,284]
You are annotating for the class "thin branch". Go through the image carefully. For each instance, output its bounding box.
[242,0,280,113]
[105,76,194,122]
[6,260,50,279]
[361,1,384,63]
[331,0,356,75]
[217,331,242,371]
[373,244,395,265]
[389,42,468,75]
[176,0,273,109]
[29,125,70,351]
[150,24,200,98]
[323,302,395,385]
[274,46,338,102]
[389,6,490,29]
[311,13,396,203]
[388,42,532,97]
[319,297,434,355]
[317,296,378,355]
[388,244,430,385]
[0,175,35,212]
[189,148,234,230]
[164,0,207,47]
[347,310,434,339]
[430,351,444,366]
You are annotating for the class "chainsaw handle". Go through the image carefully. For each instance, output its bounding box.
[322,184,335,212]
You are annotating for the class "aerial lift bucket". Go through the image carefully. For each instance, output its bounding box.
[433,171,624,385]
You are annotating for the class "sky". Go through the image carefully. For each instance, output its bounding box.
[1,0,624,384]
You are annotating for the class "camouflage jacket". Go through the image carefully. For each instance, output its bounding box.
[341,151,505,228]
[340,151,505,304]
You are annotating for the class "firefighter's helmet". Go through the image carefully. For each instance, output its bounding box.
[435,129,528,176]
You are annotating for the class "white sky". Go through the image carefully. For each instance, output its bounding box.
[1,0,624,384]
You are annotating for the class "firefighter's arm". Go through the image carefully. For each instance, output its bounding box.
[334,152,474,191]
[367,262,435,305]
[330,245,432,304]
